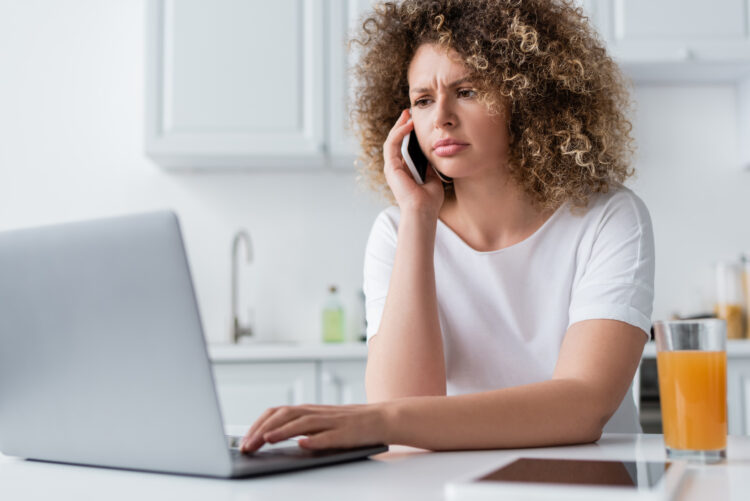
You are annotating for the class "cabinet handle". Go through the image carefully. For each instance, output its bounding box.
[322,371,343,403]
[321,371,341,386]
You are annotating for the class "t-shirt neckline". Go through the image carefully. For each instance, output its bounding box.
[436,202,566,255]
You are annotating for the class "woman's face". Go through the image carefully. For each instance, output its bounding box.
[407,44,509,180]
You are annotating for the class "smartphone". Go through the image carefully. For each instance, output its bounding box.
[401,130,454,184]
[401,130,428,185]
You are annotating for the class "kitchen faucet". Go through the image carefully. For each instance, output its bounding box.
[231,229,254,343]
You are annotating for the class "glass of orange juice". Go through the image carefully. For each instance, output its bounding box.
[654,319,727,462]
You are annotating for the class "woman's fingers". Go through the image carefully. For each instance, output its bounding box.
[239,403,389,453]
[241,406,308,452]
[380,109,445,216]
[298,429,355,450]
[240,405,336,452]
[263,414,331,444]
[240,406,278,449]
[383,109,414,171]
[386,158,416,185]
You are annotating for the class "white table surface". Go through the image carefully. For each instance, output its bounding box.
[2,434,750,500]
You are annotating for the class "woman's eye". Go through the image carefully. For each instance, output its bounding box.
[413,90,474,107]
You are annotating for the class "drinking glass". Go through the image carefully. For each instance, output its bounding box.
[653,319,727,462]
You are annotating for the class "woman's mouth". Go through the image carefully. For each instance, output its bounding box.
[434,144,469,157]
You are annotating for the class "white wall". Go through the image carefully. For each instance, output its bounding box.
[1,1,747,344]
[630,84,750,319]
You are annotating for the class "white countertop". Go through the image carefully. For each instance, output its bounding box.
[2,434,749,500]
[642,339,750,358]
[207,340,750,362]
[208,341,368,361]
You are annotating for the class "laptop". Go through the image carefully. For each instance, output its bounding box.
[0,210,387,478]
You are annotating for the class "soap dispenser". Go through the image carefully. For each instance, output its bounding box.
[322,285,345,343]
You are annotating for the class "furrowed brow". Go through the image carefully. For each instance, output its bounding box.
[409,77,473,95]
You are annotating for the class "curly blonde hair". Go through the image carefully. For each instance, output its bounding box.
[349,0,635,210]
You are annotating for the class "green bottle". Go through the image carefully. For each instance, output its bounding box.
[322,285,345,343]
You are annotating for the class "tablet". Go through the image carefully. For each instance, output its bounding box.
[445,457,687,501]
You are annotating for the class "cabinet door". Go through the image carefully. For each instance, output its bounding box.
[727,358,750,435]
[327,0,377,167]
[587,0,750,60]
[212,362,317,427]
[320,360,368,405]
[146,0,326,168]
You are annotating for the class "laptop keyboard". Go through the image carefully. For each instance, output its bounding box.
[225,435,375,466]
[231,445,347,460]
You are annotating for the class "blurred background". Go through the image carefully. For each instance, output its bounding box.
[0,0,748,345]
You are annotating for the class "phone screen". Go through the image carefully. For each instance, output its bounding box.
[477,458,671,489]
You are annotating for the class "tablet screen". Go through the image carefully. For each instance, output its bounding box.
[477,458,671,489]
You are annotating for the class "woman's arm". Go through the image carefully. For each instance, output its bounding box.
[366,209,446,401]
[239,319,646,452]
[383,319,646,449]
[365,109,447,402]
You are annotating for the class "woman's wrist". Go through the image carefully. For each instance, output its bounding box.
[399,201,440,221]
[376,399,405,445]
[398,208,440,235]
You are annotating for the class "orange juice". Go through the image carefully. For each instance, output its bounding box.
[657,350,726,451]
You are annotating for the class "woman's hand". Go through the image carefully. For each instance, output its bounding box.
[384,109,445,218]
[239,402,391,452]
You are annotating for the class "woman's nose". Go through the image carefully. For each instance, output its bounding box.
[433,98,456,129]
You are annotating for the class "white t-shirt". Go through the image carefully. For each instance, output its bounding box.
[363,185,655,433]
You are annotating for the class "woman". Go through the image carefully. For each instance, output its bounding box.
[240,0,653,453]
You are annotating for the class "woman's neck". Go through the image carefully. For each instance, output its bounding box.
[439,171,553,252]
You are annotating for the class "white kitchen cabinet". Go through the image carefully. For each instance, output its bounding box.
[582,0,750,169]
[327,0,377,167]
[584,0,750,62]
[320,360,368,405]
[728,357,750,435]
[741,78,750,171]
[211,361,317,427]
[147,0,750,170]
[585,0,750,61]
[145,0,380,170]
[145,0,326,169]
[580,0,750,82]
[209,343,369,426]
[212,359,368,427]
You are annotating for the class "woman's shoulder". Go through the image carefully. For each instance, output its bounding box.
[574,184,651,225]
[561,184,653,250]
[598,183,648,208]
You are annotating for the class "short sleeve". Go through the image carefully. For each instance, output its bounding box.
[568,191,655,337]
[362,209,399,342]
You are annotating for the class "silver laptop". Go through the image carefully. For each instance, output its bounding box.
[0,211,387,478]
